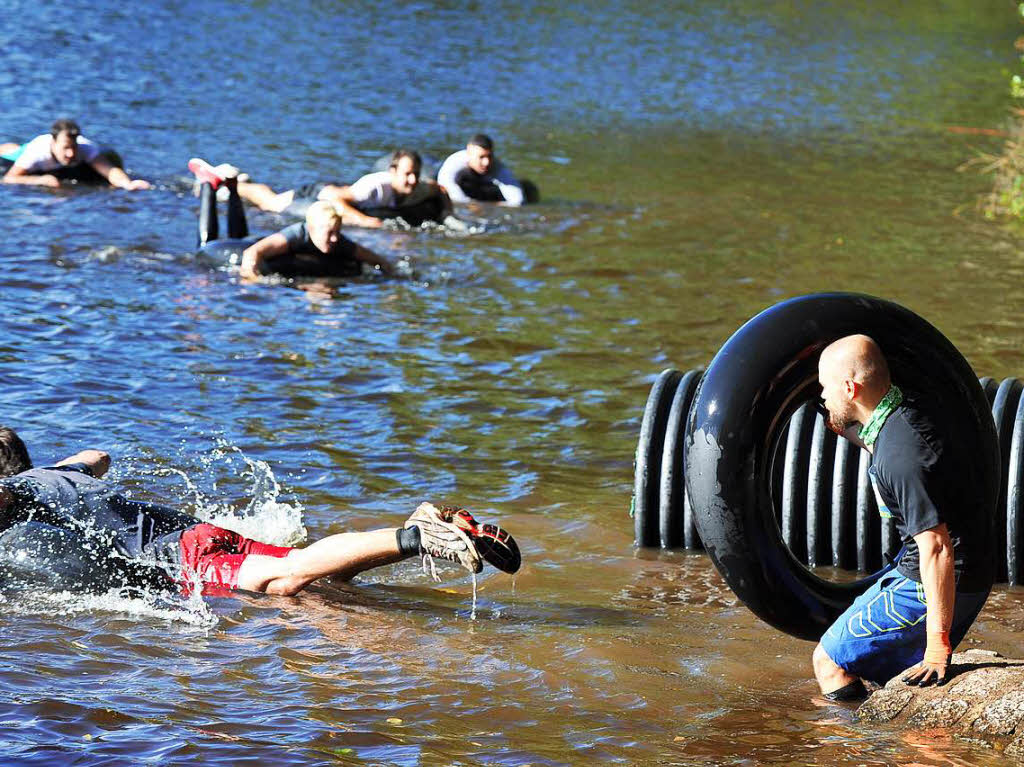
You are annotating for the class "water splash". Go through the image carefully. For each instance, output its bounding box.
[5,583,216,628]
[154,438,308,546]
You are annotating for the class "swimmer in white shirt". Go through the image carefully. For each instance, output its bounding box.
[233,149,454,228]
[1,118,151,190]
[437,134,524,206]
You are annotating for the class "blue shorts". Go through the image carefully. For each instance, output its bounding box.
[820,571,989,685]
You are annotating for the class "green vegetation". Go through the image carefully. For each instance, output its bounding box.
[974,4,1024,219]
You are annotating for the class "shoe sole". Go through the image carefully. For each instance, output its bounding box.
[446,508,522,574]
[187,157,222,189]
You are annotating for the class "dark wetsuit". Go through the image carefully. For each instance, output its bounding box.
[0,465,293,594]
[0,465,197,592]
[195,182,363,278]
[261,222,361,278]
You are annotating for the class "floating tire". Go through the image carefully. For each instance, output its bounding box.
[685,293,998,641]
[854,448,880,572]
[633,368,682,547]
[806,412,836,568]
[991,378,1023,583]
[830,436,859,569]
[780,403,815,563]
[659,369,703,548]
[979,376,999,407]
[1007,395,1024,585]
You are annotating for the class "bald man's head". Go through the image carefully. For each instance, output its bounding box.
[817,335,892,435]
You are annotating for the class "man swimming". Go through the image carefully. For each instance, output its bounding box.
[0,427,521,597]
[230,149,456,228]
[189,158,395,279]
[1,118,151,190]
[437,134,525,206]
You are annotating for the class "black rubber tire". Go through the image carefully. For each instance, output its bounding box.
[685,293,999,641]
[659,369,703,549]
[806,412,836,568]
[780,403,815,563]
[854,450,880,572]
[991,378,1023,583]
[979,376,999,407]
[830,436,859,569]
[633,369,683,547]
[681,373,706,550]
[1007,395,1024,585]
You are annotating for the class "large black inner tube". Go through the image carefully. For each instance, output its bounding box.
[685,293,999,641]
[196,237,260,270]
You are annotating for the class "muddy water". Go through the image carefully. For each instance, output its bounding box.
[1,0,1023,763]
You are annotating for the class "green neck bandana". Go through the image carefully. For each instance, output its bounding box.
[859,384,903,447]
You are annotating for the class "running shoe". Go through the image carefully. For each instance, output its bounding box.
[435,504,522,574]
[405,502,483,578]
[188,157,224,189]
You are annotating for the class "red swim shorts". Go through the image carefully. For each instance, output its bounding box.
[179,522,293,590]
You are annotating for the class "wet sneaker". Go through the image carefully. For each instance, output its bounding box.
[188,157,224,189]
[405,502,483,579]
[213,163,241,181]
[435,504,522,574]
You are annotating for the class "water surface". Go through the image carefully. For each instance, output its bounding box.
[1,1,1022,764]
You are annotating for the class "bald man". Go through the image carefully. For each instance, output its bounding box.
[811,335,993,700]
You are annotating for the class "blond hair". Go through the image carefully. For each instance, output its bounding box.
[306,200,342,229]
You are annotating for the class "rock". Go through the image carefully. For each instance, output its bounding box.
[857,650,1024,759]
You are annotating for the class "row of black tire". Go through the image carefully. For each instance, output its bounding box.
[633,369,1024,585]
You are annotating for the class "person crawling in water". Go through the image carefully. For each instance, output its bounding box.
[188,158,395,279]
[215,148,461,229]
[0,427,521,597]
[1,118,151,190]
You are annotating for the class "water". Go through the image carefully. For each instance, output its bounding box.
[1,0,1023,763]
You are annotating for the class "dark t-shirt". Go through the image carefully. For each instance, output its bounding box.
[868,395,995,592]
[0,465,198,561]
[259,222,361,278]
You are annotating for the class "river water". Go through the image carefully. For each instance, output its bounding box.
[1,0,1023,764]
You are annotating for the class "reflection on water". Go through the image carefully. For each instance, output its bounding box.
[0,0,1022,763]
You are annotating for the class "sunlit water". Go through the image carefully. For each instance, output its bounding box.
[1,0,1023,764]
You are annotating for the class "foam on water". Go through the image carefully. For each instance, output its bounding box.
[155,439,308,546]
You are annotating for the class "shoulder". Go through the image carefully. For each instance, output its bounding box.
[348,172,386,195]
[13,134,52,167]
[278,222,307,244]
[357,171,389,186]
[874,400,943,476]
[77,136,100,161]
[440,150,467,168]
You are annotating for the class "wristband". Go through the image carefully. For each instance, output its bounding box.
[923,630,952,665]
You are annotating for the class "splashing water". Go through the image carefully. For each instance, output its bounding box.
[155,439,308,546]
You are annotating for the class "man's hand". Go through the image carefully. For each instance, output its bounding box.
[122,178,151,191]
[902,657,949,687]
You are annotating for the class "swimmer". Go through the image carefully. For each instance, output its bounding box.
[1,118,151,190]
[0,427,521,596]
[189,158,395,279]
[437,134,525,206]
[232,149,457,228]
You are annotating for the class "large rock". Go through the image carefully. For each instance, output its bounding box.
[858,650,1024,759]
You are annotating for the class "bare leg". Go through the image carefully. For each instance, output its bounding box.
[0,142,20,156]
[235,528,407,596]
[236,180,296,213]
[812,642,861,694]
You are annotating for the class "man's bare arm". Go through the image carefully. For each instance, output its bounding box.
[902,523,956,686]
[54,449,111,478]
[2,163,60,187]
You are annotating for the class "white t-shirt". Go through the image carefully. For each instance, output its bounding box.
[436,149,524,206]
[346,171,398,210]
[14,133,101,173]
